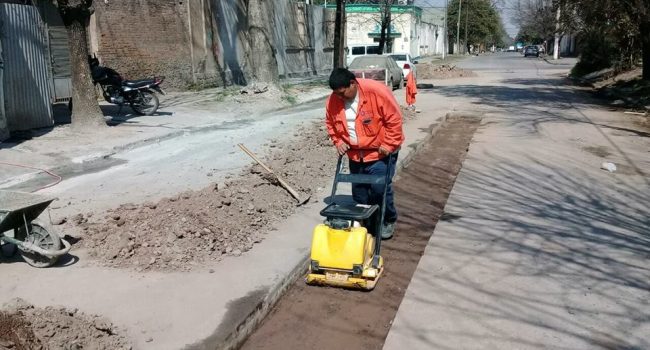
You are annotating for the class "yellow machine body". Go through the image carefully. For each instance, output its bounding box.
[306,223,383,290]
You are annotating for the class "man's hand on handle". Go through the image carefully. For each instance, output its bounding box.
[337,144,392,156]
[336,143,350,156]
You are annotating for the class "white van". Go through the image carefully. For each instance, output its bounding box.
[346,44,382,66]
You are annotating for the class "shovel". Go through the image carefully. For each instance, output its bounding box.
[238,144,311,206]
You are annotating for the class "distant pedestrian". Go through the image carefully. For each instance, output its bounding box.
[406,71,417,110]
[325,68,404,239]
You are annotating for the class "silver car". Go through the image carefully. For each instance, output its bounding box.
[349,56,404,90]
[388,53,418,85]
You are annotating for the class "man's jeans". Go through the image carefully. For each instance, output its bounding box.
[348,153,398,225]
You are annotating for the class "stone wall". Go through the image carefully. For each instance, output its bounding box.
[91,0,333,89]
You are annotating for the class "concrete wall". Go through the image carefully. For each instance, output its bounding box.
[0,36,7,141]
[92,0,193,90]
[273,2,334,78]
[91,0,333,89]
[419,22,444,56]
[346,8,432,58]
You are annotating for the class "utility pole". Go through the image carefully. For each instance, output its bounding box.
[443,0,447,59]
[464,0,468,54]
[456,0,462,55]
[553,4,561,60]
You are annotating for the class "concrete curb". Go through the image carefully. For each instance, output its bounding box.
[0,94,331,189]
[542,57,574,66]
[208,113,453,350]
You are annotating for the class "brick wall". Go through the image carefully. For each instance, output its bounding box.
[93,0,192,90]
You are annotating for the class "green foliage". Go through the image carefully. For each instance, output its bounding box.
[571,30,614,77]
[562,0,643,73]
[446,0,506,48]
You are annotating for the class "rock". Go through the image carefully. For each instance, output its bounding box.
[232,249,242,257]
[207,172,213,177]
[52,217,67,225]
[148,257,156,265]
[209,269,215,273]
[0,340,15,348]
[143,202,157,210]
[181,217,188,223]
[238,188,250,194]
[116,219,126,227]
[203,228,212,234]
[146,338,154,343]
[213,183,219,191]
[93,317,113,332]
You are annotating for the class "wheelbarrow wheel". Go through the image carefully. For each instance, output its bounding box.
[1,241,18,258]
[18,220,62,268]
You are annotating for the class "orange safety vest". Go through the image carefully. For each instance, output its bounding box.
[325,78,404,162]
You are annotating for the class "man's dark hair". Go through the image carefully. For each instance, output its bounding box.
[329,68,356,90]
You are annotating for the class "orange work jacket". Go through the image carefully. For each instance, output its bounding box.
[325,78,404,162]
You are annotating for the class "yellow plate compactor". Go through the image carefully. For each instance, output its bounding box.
[306,153,395,290]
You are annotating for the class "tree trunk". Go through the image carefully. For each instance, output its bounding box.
[248,0,278,83]
[62,10,105,128]
[333,0,346,68]
[378,1,393,54]
[641,20,650,80]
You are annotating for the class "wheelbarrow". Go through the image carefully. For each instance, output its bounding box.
[0,190,71,267]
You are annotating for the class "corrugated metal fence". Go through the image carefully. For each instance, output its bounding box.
[0,3,53,132]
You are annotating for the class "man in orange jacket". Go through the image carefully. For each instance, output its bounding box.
[325,68,404,239]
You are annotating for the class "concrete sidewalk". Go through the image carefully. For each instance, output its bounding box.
[384,58,650,349]
[0,83,452,349]
[0,85,329,190]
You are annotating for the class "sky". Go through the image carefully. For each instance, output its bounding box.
[414,0,520,37]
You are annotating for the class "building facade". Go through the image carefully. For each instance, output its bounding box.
[343,4,445,58]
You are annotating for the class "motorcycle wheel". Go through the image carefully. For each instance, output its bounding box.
[130,89,159,116]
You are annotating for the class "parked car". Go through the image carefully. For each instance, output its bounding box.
[507,45,516,52]
[524,46,539,57]
[388,52,418,85]
[348,56,403,90]
[346,44,382,66]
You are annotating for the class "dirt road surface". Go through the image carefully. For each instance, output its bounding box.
[241,117,481,350]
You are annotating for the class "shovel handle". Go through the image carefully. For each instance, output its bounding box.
[238,144,274,174]
[237,143,304,202]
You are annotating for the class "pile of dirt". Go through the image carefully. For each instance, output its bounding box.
[0,299,130,350]
[592,68,650,111]
[416,63,476,79]
[67,122,337,270]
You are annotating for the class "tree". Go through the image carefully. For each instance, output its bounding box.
[561,0,649,80]
[377,0,395,54]
[55,0,105,128]
[447,0,505,52]
[333,0,346,68]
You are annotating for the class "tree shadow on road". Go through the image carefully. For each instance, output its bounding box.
[393,149,650,350]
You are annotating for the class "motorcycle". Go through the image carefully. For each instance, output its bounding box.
[88,56,165,116]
